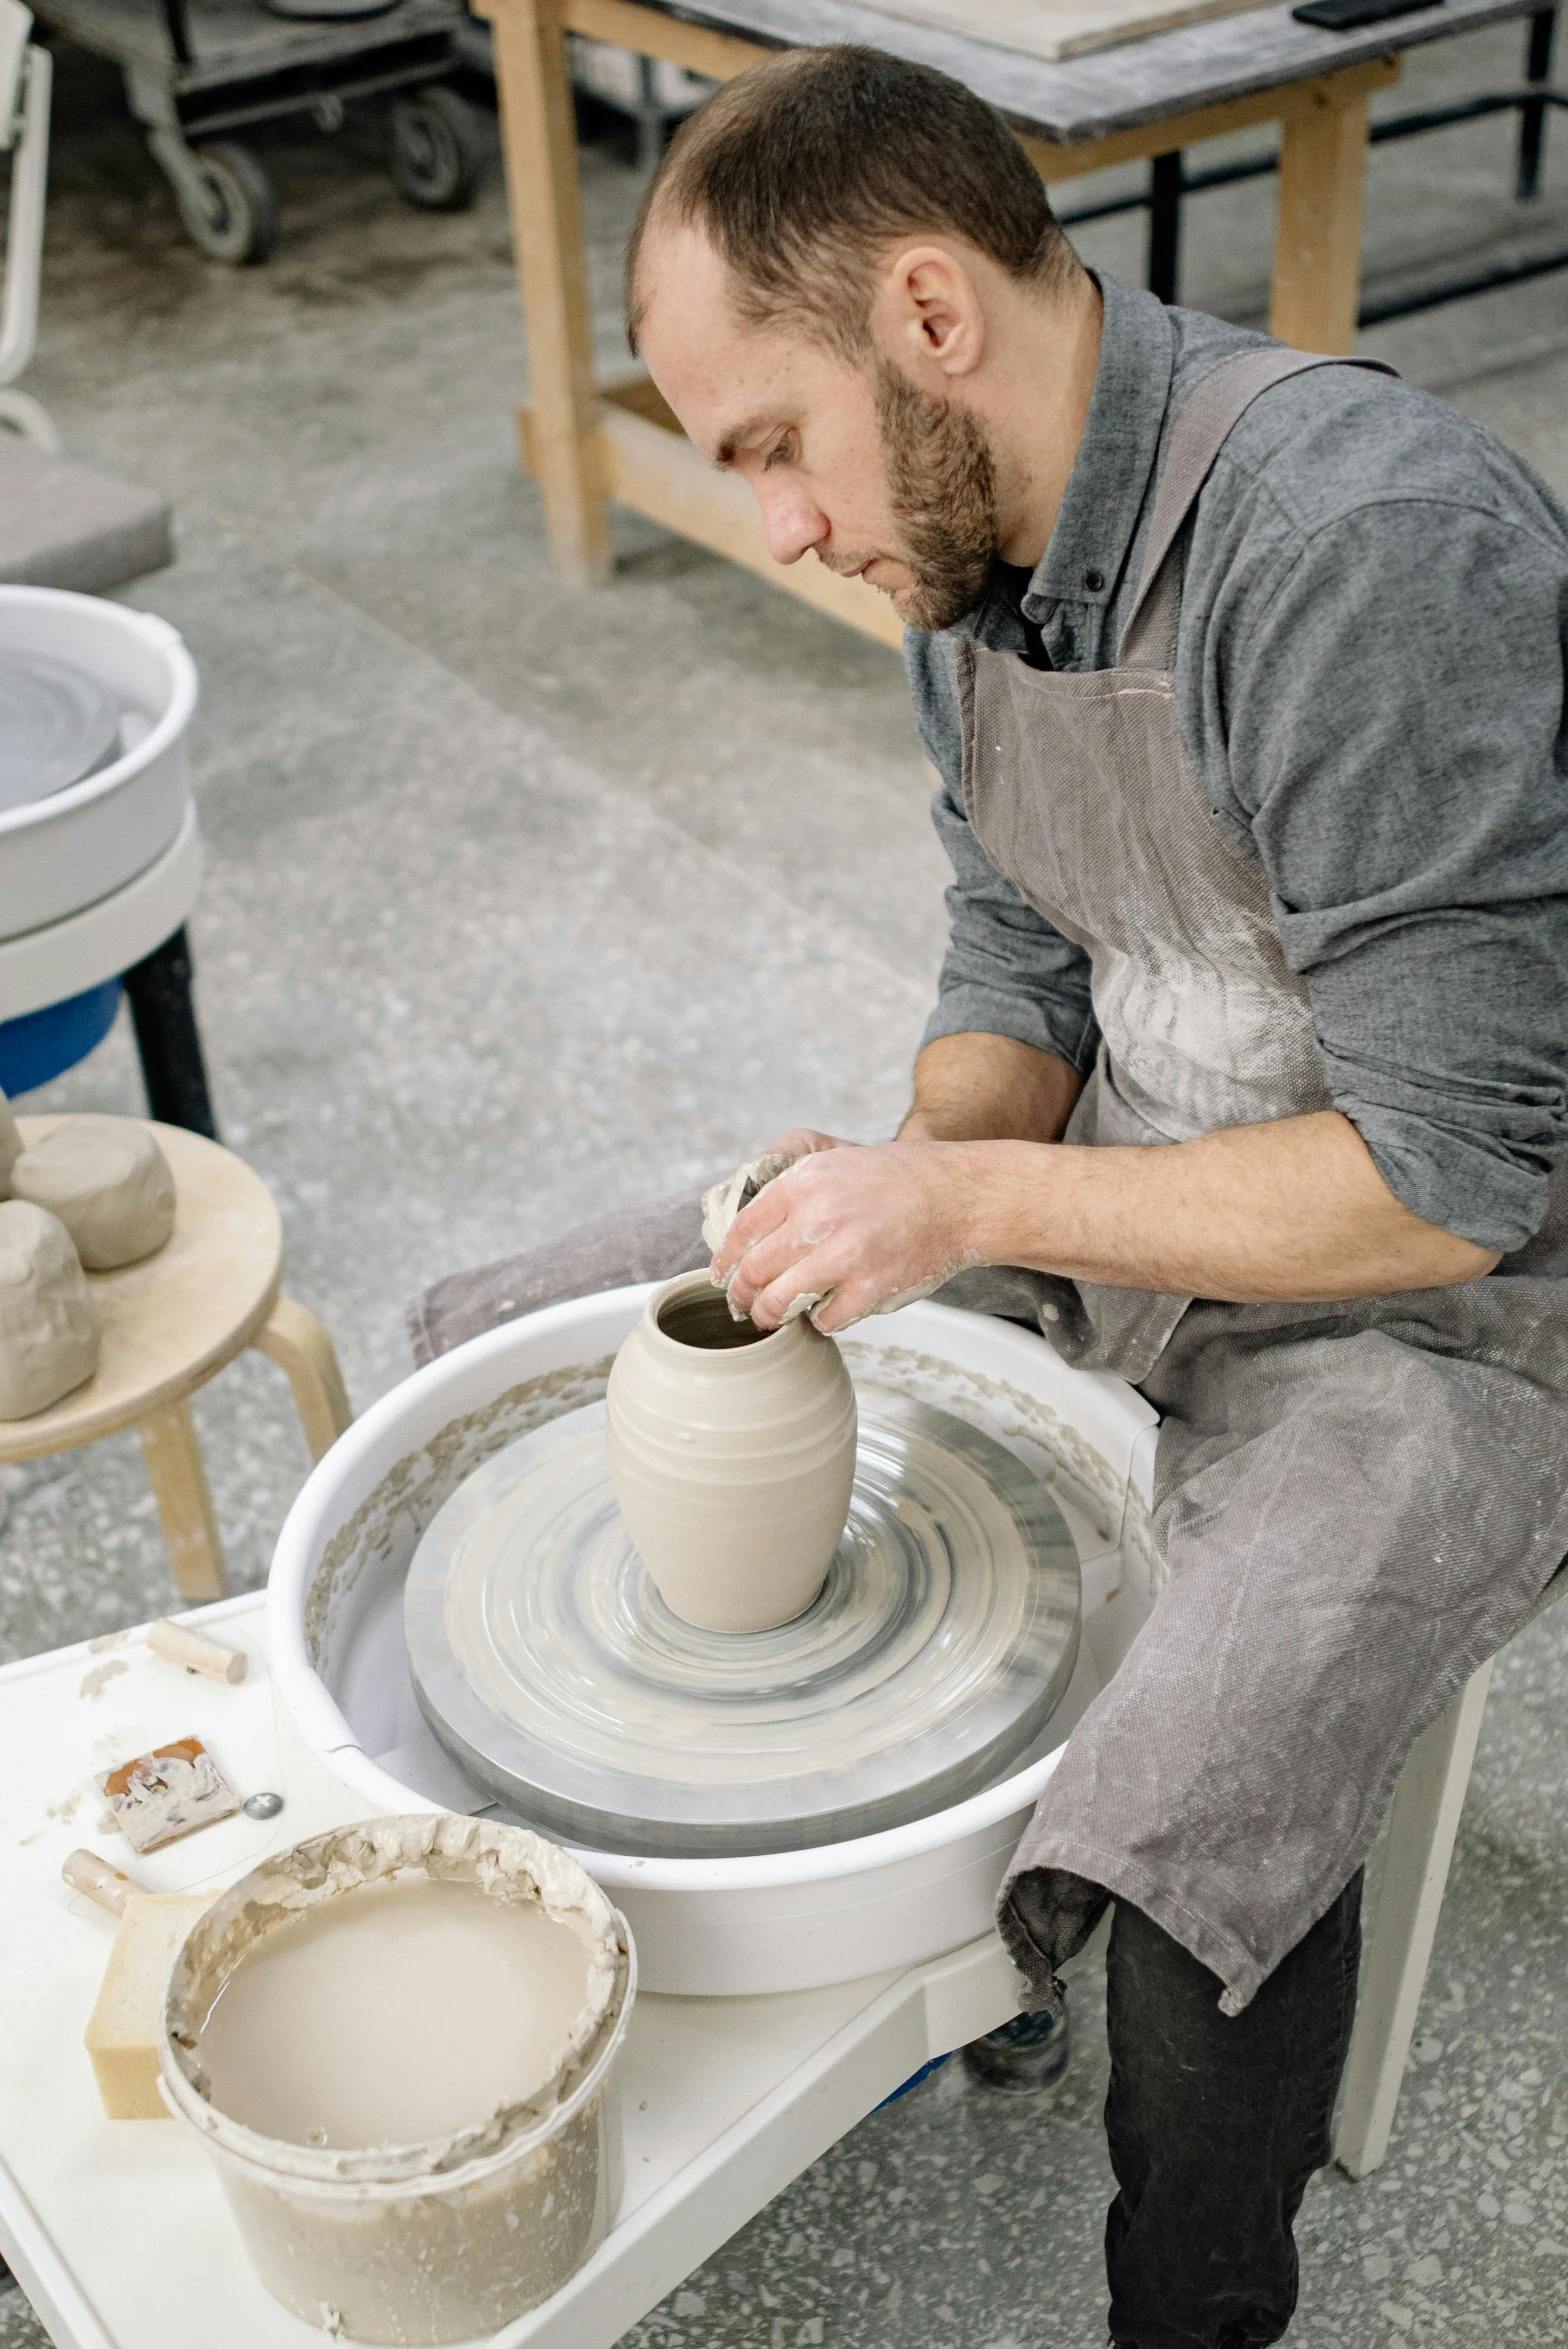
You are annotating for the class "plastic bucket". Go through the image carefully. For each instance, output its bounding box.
[159,1816,636,2345]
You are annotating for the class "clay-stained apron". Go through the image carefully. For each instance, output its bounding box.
[946,348,1568,2009]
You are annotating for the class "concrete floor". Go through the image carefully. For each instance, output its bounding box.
[3,16,1568,2346]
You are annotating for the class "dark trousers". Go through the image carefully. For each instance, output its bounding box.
[1103,1871,1363,2349]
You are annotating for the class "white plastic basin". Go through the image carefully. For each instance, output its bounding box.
[0,586,197,940]
[268,1289,1161,1997]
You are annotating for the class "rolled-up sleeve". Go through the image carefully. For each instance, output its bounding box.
[1220,499,1568,1252]
[905,628,1101,1072]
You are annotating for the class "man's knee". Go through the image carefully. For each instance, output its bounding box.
[406,1182,712,1364]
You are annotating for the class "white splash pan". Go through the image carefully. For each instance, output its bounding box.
[0,586,197,939]
[269,1288,1161,1997]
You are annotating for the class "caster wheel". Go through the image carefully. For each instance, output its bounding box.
[961,2001,1071,2094]
[388,85,485,211]
[175,140,279,264]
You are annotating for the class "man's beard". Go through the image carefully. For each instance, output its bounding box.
[868,358,1000,633]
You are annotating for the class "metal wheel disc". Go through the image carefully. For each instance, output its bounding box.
[405,1392,1081,1857]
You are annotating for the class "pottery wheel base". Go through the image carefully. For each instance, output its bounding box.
[404,1392,1081,1857]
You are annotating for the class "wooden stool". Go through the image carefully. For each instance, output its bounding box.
[1333,1559,1568,2179]
[0,1117,351,1599]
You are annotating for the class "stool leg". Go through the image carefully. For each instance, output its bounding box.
[139,1400,226,1600]
[1333,1660,1493,2180]
[1518,8,1556,202]
[251,1296,352,1462]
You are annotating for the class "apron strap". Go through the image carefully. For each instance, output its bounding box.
[1119,348,1400,669]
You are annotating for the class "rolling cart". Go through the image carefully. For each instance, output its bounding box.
[29,0,487,263]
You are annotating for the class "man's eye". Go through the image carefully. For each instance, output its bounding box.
[763,436,793,470]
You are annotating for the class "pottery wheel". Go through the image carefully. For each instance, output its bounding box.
[404,1392,1081,1858]
[0,652,122,813]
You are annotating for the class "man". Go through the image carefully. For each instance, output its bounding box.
[412,46,1568,2346]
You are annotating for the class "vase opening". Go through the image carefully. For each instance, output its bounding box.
[656,1288,773,1353]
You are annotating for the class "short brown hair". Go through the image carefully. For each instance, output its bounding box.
[625,46,1076,357]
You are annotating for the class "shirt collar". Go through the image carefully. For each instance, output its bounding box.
[1020,270,1175,630]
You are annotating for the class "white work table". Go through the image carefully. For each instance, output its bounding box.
[0,1594,1019,2349]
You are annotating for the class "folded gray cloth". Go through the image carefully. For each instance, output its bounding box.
[0,437,172,593]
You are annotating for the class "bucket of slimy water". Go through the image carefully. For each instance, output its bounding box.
[158,1815,635,2345]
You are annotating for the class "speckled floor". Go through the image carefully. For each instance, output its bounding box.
[3,17,1568,2347]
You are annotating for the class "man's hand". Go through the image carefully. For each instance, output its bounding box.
[712,1139,983,1333]
[713,1107,1498,1331]
[716,1027,1498,1334]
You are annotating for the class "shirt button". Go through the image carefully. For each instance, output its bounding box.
[1084,568,1105,593]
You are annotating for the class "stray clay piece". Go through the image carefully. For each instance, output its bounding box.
[11,1114,176,1271]
[0,1199,100,1418]
[606,1268,857,1632]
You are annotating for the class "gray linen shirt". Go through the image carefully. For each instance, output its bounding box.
[907,272,1568,1253]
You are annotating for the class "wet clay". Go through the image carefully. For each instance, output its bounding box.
[196,1877,593,2149]
[161,1819,632,2346]
[11,1114,175,1270]
[605,1270,857,1633]
[0,1199,99,1418]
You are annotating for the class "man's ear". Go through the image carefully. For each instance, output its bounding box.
[872,244,986,383]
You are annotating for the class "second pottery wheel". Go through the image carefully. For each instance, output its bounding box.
[405,1392,1081,1857]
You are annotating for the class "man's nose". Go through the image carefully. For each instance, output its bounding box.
[755,482,828,568]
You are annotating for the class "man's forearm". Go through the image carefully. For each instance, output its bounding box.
[962,1109,1499,1302]
[900,1032,1085,1145]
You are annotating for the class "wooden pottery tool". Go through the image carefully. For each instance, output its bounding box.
[146,1617,247,1684]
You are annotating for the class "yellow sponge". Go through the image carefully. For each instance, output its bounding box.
[84,1893,211,2120]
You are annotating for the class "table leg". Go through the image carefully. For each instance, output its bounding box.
[1147,149,1184,306]
[1270,80,1372,355]
[251,1295,353,1462]
[487,0,612,585]
[1518,8,1557,201]
[139,1400,226,1600]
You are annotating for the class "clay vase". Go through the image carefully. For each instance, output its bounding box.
[605,1271,858,1634]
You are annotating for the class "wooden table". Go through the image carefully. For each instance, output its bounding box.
[483,0,1542,646]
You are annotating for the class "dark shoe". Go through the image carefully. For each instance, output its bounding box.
[961,2000,1070,2092]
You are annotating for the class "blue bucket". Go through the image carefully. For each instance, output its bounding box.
[0,980,122,1097]
[876,2051,951,2109]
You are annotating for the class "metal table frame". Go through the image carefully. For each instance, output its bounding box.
[475,0,1551,649]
